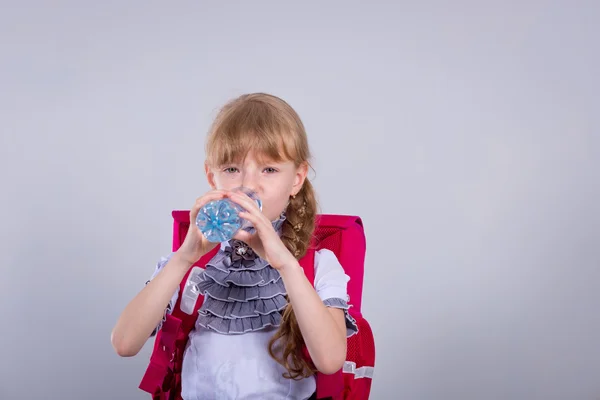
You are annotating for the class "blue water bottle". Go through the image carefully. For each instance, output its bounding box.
[195,187,262,243]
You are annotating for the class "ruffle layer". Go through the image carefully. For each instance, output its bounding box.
[206,251,271,272]
[197,308,282,334]
[323,297,360,337]
[196,275,286,302]
[201,294,288,319]
[202,264,282,287]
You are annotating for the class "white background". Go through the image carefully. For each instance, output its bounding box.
[1,1,598,399]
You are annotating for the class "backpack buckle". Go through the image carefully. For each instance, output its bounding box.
[161,345,176,363]
[180,266,205,315]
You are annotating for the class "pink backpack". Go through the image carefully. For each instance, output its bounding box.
[139,212,375,399]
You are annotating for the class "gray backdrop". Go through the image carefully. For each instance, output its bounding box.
[1,1,599,399]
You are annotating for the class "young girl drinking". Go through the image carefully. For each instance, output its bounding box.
[111,93,358,399]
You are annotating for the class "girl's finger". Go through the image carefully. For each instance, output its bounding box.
[228,192,261,214]
[238,211,271,233]
[237,211,259,225]
[198,190,228,206]
[229,194,271,230]
[232,229,255,246]
[190,190,227,221]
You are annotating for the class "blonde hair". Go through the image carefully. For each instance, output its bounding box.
[205,93,318,379]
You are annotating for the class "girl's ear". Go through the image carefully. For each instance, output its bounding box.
[292,161,309,196]
[205,162,217,190]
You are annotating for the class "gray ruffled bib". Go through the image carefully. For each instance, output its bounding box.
[195,214,289,334]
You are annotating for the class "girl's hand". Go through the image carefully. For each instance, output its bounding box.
[176,190,228,265]
[228,191,297,270]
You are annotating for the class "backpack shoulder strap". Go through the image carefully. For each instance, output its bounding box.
[298,229,348,400]
[313,214,365,314]
[298,247,316,286]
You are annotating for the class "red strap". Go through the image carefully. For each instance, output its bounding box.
[299,248,315,285]
[299,247,345,399]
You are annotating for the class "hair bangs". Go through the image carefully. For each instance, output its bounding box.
[206,96,302,167]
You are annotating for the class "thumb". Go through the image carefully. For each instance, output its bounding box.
[189,202,203,226]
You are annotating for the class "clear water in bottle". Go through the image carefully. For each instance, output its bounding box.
[195,187,262,243]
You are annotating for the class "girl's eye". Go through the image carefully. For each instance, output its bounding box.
[264,167,277,173]
[224,167,239,173]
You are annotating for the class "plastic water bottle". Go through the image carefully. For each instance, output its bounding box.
[195,187,263,243]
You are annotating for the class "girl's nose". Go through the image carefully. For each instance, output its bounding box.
[240,173,258,193]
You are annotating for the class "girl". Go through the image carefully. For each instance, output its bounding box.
[111,93,358,399]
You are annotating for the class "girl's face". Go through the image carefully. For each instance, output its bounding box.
[205,150,308,222]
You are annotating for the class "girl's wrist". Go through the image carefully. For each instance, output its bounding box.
[278,258,304,279]
[172,250,197,269]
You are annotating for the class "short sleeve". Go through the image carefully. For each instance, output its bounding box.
[314,249,359,337]
[145,253,179,337]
